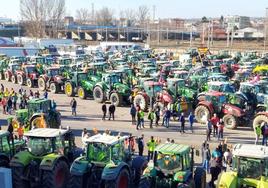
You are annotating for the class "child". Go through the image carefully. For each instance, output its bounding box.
[18,124,24,140]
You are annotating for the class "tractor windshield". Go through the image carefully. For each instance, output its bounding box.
[48,69,60,77]
[87,142,110,163]
[25,66,36,74]
[11,64,20,71]
[109,75,122,84]
[156,153,182,171]
[27,137,53,156]
[238,157,262,179]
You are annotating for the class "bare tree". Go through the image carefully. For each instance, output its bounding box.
[120,9,136,27]
[76,8,91,24]
[95,7,114,26]
[20,0,65,38]
[137,5,150,26]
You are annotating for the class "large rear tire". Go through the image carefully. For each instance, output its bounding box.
[78,87,87,99]
[223,114,237,129]
[17,74,24,85]
[253,114,268,130]
[110,92,122,107]
[38,77,47,91]
[50,82,60,94]
[93,86,105,103]
[11,75,17,84]
[104,168,130,188]
[11,166,29,188]
[65,82,75,97]
[194,167,206,188]
[42,160,69,188]
[194,105,210,124]
[133,94,148,111]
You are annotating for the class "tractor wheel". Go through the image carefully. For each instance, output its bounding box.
[194,167,206,188]
[0,157,9,168]
[93,86,105,103]
[17,74,24,85]
[78,87,87,99]
[194,105,210,124]
[134,94,148,111]
[138,177,152,188]
[4,72,10,81]
[11,166,29,188]
[50,82,59,94]
[42,160,69,188]
[253,114,268,130]
[110,92,122,106]
[38,77,46,91]
[223,114,237,129]
[104,168,130,188]
[30,115,47,129]
[132,156,148,185]
[26,78,33,88]
[65,82,75,97]
[68,175,84,188]
[11,75,17,84]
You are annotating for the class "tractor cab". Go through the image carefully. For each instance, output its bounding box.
[143,81,163,97]
[207,82,235,93]
[8,63,21,73]
[167,78,185,98]
[104,74,123,85]
[46,67,60,77]
[205,92,226,113]
[217,144,268,188]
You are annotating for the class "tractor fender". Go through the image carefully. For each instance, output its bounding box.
[40,74,48,82]
[217,172,237,188]
[94,83,104,89]
[137,92,149,101]
[10,151,34,167]
[222,104,245,117]
[197,101,214,115]
[70,156,92,176]
[255,112,268,117]
[101,161,130,181]
[173,171,193,183]
[39,154,69,171]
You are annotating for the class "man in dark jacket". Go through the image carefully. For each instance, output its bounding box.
[130,104,136,125]
[109,104,116,120]
[209,158,222,188]
[70,98,77,116]
[137,134,144,156]
[102,103,107,120]
[180,113,185,133]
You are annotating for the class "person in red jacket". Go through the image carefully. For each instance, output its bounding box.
[1,97,7,114]
[210,113,220,138]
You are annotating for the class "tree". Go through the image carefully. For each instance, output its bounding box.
[76,8,91,24]
[95,7,114,26]
[137,5,150,26]
[201,16,209,23]
[20,0,65,38]
[120,9,136,27]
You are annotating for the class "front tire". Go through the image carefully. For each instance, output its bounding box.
[17,74,24,85]
[4,72,10,81]
[93,86,105,103]
[11,166,29,188]
[26,78,33,88]
[253,114,268,130]
[110,92,122,106]
[133,94,148,111]
[11,75,17,84]
[50,82,59,94]
[65,82,75,97]
[223,114,237,129]
[194,105,210,124]
[42,160,70,188]
[38,77,47,91]
[78,87,87,99]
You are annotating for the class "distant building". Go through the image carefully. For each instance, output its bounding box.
[64,16,74,26]
[233,27,264,39]
[225,15,251,30]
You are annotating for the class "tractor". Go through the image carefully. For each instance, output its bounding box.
[217,144,268,188]
[0,130,25,167]
[64,71,101,99]
[15,64,41,88]
[69,133,147,188]
[4,61,21,82]
[253,96,268,129]
[0,58,9,80]
[139,143,206,188]
[12,98,61,131]
[38,67,66,93]
[194,91,248,129]
[10,128,79,188]
[93,73,131,106]
[133,81,173,112]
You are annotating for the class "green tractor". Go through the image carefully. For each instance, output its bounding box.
[69,133,147,188]
[217,144,268,188]
[0,130,25,167]
[13,98,61,131]
[139,143,206,188]
[93,73,131,106]
[10,128,79,188]
[64,71,101,99]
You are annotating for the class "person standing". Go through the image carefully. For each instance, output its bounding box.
[179,112,185,133]
[261,122,268,146]
[255,125,262,145]
[209,158,221,188]
[7,97,12,115]
[148,109,154,128]
[155,106,160,126]
[70,98,77,116]
[130,104,136,125]
[147,136,156,161]
[17,124,24,140]
[211,113,219,137]
[206,119,212,141]
[102,103,107,120]
[2,97,6,114]
[128,133,135,154]
[164,108,171,128]
[12,93,18,110]
[43,90,48,99]
[137,134,144,156]
[188,112,195,133]
[202,144,211,173]
[140,110,145,128]
[7,120,14,142]
[217,119,224,141]
[108,104,116,120]
[136,110,141,130]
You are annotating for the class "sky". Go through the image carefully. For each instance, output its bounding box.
[1,0,268,20]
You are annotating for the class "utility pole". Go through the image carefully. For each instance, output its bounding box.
[190,24,193,47]
[91,3,95,25]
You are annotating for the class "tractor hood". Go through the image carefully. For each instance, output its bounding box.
[113,83,130,94]
[223,104,245,117]
[70,156,92,176]
[217,172,238,188]
[90,75,101,83]
[82,80,94,90]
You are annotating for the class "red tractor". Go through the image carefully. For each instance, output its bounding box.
[133,81,173,111]
[15,65,40,88]
[37,67,66,93]
[194,91,247,129]
[4,63,21,82]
